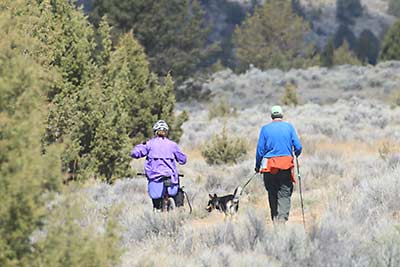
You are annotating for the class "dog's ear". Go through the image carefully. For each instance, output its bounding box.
[213,193,217,198]
[209,194,213,199]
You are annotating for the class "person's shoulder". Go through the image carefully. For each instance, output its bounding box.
[162,137,178,146]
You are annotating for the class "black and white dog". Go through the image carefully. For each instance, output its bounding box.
[206,186,242,216]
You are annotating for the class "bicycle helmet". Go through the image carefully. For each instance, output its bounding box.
[153,120,169,133]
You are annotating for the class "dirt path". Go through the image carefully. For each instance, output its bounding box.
[189,197,324,232]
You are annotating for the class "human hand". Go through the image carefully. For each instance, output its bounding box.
[254,167,260,173]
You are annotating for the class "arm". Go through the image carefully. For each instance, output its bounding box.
[255,128,266,169]
[173,143,187,165]
[131,143,149,159]
[291,126,302,157]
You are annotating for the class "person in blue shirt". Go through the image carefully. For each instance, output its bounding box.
[255,105,302,222]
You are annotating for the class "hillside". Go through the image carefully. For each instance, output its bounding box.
[81,63,400,266]
[2,1,400,266]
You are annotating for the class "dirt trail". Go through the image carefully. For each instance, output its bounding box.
[189,198,324,232]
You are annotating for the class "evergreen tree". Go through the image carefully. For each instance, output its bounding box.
[336,0,363,24]
[33,1,187,181]
[380,20,400,61]
[334,24,357,49]
[333,41,362,66]
[0,3,62,265]
[356,30,380,65]
[34,0,101,180]
[321,40,335,67]
[0,3,122,266]
[233,0,317,72]
[91,0,216,83]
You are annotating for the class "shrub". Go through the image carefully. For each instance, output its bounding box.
[208,99,237,120]
[34,196,122,267]
[333,41,362,66]
[389,89,400,108]
[201,127,247,165]
[281,82,299,106]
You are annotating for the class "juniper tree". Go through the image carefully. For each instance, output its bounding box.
[380,20,400,61]
[356,30,380,65]
[233,0,317,72]
[0,3,62,265]
[320,40,335,67]
[334,24,357,49]
[334,41,362,66]
[90,32,187,181]
[1,2,122,265]
[336,0,363,24]
[91,0,216,83]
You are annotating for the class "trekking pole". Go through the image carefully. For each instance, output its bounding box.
[296,157,306,228]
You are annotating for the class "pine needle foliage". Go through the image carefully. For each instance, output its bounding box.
[380,20,400,61]
[91,0,216,83]
[0,3,62,265]
[234,0,317,72]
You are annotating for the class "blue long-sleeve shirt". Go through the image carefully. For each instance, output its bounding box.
[255,120,302,169]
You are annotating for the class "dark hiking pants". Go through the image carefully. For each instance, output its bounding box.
[263,169,293,222]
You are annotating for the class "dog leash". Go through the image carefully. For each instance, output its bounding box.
[239,172,259,195]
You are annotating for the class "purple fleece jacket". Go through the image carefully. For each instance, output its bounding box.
[131,137,187,199]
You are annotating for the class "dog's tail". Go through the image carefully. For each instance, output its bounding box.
[233,186,242,203]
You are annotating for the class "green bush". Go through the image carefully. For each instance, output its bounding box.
[389,89,400,108]
[208,99,237,120]
[201,127,247,165]
[380,20,400,61]
[281,82,299,106]
[333,41,362,66]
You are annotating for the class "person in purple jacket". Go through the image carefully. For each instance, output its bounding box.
[131,120,187,211]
